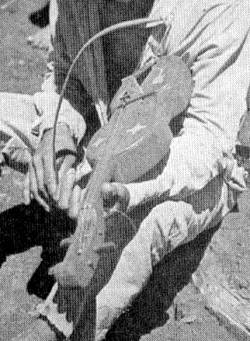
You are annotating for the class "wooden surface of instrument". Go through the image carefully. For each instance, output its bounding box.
[50,55,193,289]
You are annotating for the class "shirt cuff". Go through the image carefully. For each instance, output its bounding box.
[32,91,86,144]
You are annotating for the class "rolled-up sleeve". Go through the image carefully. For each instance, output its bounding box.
[125,2,250,208]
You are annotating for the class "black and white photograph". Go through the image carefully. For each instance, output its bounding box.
[0,0,249,340]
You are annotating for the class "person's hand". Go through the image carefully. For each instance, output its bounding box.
[101,182,130,215]
[55,163,90,219]
[55,179,130,220]
[23,123,77,211]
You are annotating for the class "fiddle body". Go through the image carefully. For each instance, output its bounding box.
[50,55,193,289]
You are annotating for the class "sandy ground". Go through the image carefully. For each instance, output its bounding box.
[0,0,249,340]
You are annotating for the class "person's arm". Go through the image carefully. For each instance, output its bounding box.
[124,9,250,208]
[26,0,93,209]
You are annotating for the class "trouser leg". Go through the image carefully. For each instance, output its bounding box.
[36,175,237,340]
[95,175,237,340]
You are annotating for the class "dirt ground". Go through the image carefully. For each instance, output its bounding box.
[0,0,249,340]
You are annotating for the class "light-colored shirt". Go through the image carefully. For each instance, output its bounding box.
[125,0,250,207]
[33,0,250,207]
[32,0,153,141]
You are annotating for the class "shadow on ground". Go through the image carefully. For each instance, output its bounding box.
[105,225,220,341]
[0,201,75,299]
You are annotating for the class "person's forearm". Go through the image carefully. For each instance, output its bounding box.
[124,123,248,209]
[124,127,224,208]
[125,1,250,209]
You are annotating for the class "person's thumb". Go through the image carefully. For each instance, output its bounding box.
[54,154,76,201]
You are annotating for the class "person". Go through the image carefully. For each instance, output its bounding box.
[1,0,249,340]
[0,0,154,212]
[0,0,154,338]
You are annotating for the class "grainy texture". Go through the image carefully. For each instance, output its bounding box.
[0,0,249,340]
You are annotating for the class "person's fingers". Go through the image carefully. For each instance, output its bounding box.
[33,154,47,197]
[68,185,82,219]
[109,201,123,215]
[29,165,50,212]
[43,152,57,198]
[80,187,87,202]
[101,183,118,205]
[75,158,92,182]
[11,149,23,163]
[101,183,119,216]
[54,154,76,201]
[23,149,32,164]
[23,172,31,205]
[57,168,76,210]
[58,154,76,179]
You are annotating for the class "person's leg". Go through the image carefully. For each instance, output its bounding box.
[95,175,237,340]
[15,174,237,341]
